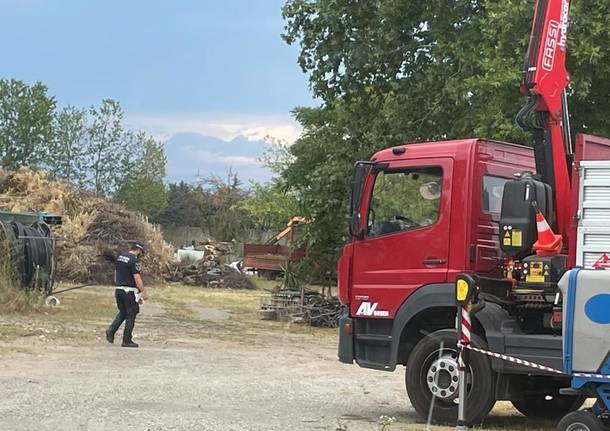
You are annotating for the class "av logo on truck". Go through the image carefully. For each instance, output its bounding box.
[356,302,389,317]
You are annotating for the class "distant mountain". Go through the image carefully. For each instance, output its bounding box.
[164,132,273,185]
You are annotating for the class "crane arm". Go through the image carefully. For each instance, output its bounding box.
[517,0,573,246]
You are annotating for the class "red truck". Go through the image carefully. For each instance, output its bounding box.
[337,0,610,425]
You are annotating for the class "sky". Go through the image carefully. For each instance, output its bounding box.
[0,0,315,183]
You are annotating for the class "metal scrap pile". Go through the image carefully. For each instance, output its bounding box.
[258,290,341,328]
[167,239,256,289]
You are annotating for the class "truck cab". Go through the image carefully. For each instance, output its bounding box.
[337,138,582,424]
[339,139,534,323]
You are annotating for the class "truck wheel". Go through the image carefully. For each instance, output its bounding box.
[556,411,604,431]
[405,329,495,425]
[512,391,586,419]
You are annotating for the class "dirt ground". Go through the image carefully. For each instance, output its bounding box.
[0,284,556,431]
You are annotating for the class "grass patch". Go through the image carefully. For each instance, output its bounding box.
[0,240,46,314]
[156,284,336,343]
[252,277,280,291]
[0,283,336,348]
[0,283,46,313]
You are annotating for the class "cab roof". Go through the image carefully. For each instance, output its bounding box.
[371,138,532,162]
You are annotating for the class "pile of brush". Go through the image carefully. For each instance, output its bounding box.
[0,169,175,284]
[258,290,341,328]
[167,239,255,289]
[166,260,255,289]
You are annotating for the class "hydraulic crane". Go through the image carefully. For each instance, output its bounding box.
[516,0,573,247]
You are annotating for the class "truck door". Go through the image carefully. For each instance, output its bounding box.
[350,158,453,318]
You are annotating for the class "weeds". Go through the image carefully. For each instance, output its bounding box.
[279,262,302,290]
[0,239,45,313]
[0,284,45,313]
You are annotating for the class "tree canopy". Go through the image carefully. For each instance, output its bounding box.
[116,134,168,216]
[153,174,259,242]
[281,0,610,265]
[0,80,55,170]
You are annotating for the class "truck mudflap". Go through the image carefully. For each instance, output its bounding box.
[338,311,354,364]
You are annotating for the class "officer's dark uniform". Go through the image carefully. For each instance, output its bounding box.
[106,251,142,346]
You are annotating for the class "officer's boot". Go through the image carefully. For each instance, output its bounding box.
[121,313,139,348]
[106,311,126,344]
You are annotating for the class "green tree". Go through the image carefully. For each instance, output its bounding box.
[281,0,610,266]
[153,175,255,243]
[241,138,300,232]
[153,182,207,226]
[48,105,87,186]
[241,181,299,231]
[203,172,253,241]
[116,179,167,216]
[84,99,129,195]
[0,79,56,170]
[116,134,168,215]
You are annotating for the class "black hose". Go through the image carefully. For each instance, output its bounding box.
[0,221,55,294]
[50,283,94,296]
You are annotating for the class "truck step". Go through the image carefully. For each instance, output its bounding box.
[356,359,393,371]
[355,334,392,344]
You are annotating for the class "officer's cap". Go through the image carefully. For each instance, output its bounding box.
[132,242,145,254]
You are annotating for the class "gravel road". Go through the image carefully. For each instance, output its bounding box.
[0,335,412,431]
[0,288,551,431]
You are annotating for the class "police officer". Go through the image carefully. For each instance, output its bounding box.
[105,242,148,347]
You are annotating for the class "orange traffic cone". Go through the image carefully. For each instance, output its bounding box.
[533,210,562,256]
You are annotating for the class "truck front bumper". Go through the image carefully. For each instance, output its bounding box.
[338,310,354,364]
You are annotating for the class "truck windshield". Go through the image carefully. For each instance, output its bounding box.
[368,167,442,237]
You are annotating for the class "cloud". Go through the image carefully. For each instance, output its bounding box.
[164,133,271,184]
[219,156,262,167]
[191,149,262,167]
[126,113,302,144]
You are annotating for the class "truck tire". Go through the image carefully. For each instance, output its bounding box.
[405,329,496,425]
[512,391,586,419]
[556,411,604,431]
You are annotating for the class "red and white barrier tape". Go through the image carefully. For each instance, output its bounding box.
[572,371,610,380]
[460,343,610,380]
